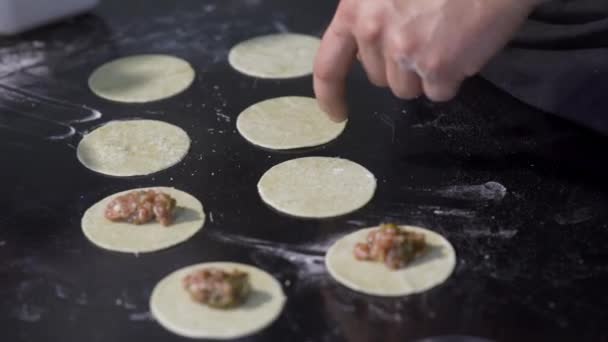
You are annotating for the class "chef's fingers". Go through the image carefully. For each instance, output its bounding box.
[414,55,463,102]
[386,57,422,100]
[355,22,388,87]
[421,76,462,102]
[314,15,357,122]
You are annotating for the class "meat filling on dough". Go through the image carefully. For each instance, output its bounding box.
[104,190,177,226]
[354,223,427,269]
[183,268,251,309]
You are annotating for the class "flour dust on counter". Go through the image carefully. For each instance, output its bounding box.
[326,226,456,297]
[81,187,205,253]
[76,120,190,177]
[88,54,195,103]
[228,33,320,79]
[258,157,377,218]
[150,262,286,340]
[237,96,346,150]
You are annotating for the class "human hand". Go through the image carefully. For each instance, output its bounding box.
[313,0,542,121]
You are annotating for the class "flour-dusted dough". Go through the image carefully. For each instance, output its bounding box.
[326,226,456,297]
[237,96,346,150]
[82,187,205,253]
[88,54,195,103]
[77,120,190,177]
[150,262,286,340]
[228,33,321,79]
[258,157,376,218]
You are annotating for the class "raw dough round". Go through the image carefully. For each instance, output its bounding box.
[88,54,195,103]
[77,120,190,177]
[237,96,347,150]
[326,226,456,297]
[257,157,376,218]
[228,33,320,79]
[150,262,286,340]
[82,187,205,253]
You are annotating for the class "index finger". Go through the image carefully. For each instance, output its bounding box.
[313,17,357,122]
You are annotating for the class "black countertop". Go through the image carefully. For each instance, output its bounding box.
[1,1,608,341]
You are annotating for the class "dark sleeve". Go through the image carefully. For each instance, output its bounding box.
[480,0,608,134]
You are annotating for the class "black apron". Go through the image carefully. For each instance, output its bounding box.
[481,0,608,134]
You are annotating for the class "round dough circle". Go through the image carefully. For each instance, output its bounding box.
[237,96,347,150]
[228,33,320,79]
[88,54,195,103]
[257,157,376,218]
[77,120,190,177]
[82,187,205,253]
[326,226,456,297]
[150,262,286,340]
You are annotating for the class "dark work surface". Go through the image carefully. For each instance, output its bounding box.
[1,1,608,341]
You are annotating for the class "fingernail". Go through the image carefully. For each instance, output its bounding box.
[329,106,348,123]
